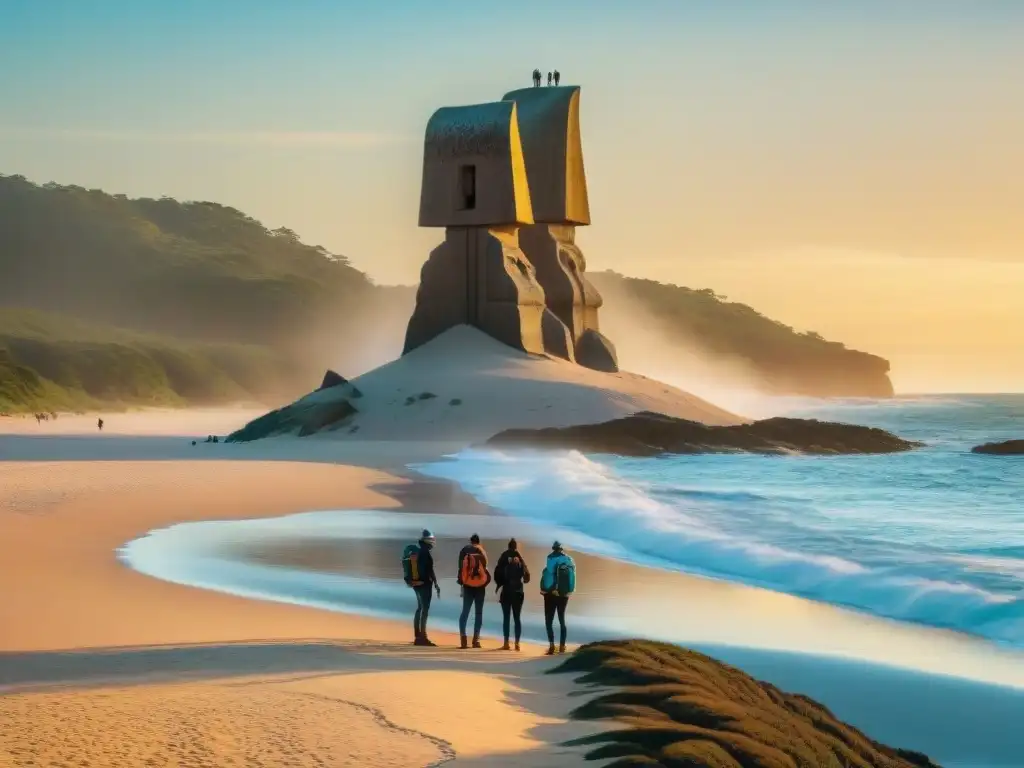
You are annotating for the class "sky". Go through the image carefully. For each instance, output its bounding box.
[2,0,1023,392]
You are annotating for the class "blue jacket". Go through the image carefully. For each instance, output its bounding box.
[540,551,576,595]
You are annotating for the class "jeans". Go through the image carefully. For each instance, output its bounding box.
[413,583,433,636]
[500,592,525,643]
[459,586,485,639]
[544,593,569,647]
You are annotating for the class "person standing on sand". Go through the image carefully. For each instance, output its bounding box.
[539,541,576,655]
[412,529,440,646]
[493,538,531,651]
[97,417,104,431]
[457,533,490,649]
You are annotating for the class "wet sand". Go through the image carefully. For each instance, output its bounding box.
[3,412,1024,766]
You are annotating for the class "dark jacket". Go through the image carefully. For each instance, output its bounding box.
[493,549,531,598]
[456,543,490,588]
[418,541,437,585]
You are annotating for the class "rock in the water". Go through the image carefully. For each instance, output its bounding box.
[553,639,941,768]
[486,411,919,456]
[574,328,618,372]
[318,369,362,397]
[972,439,1024,455]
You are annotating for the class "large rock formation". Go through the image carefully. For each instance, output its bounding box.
[404,100,548,357]
[486,411,921,456]
[503,85,617,370]
[404,84,618,371]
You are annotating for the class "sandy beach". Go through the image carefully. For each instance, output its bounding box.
[3,409,1024,768]
[0,413,606,766]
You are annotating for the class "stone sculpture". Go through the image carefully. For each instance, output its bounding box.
[502,85,617,371]
[404,85,617,373]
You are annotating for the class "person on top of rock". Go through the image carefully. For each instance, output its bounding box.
[539,540,576,655]
[532,68,542,87]
[553,70,561,86]
[457,533,490,648]
[493,538,531,651]
[547,71,553,86]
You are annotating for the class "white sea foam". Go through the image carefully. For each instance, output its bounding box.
[412,394,1024,646]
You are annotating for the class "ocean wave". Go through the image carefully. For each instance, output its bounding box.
[414,448,1024,646]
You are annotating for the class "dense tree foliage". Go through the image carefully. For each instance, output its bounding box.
[590,272,893,397]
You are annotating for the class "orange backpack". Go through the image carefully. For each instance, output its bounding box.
[460,549,489,588]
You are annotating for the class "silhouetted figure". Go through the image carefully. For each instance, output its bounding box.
[494,538,531,651]
[97,417,104,432]
[547,71,553,86]
[532,68,542,87]
[554,70,561,86]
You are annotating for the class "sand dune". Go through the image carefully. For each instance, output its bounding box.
[285,325,742,443]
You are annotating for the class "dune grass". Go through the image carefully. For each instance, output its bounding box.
[551,639,940,768]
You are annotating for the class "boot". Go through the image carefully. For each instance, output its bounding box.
[460,635,468,650]
[545,644,556,656]
[514,642,521,652]
[420,636,438,647]
[472,635,482,649]
[500,640,511,651]
[559,643,566,654]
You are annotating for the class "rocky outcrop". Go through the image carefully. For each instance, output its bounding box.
[403,227,548,356]
[972,439,1024,455]
[485,411,919,456]
[553,640,940,768]
[226,396,356,442]
[318,369,362,397]
[574,327,618,373]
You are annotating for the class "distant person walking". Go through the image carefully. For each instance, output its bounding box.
[553,70,561,86]
[539,541,576,655]
[457,533,490,648]
[97,417,104,432]
[402,529,440,646]
[494,538,531,651]
[547,71,553,86]
[532,68,542,87]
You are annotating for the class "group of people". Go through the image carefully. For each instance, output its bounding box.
[531,69,562,87]
[402,530,577,655]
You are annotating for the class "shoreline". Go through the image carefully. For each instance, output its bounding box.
[3,413,1024,766]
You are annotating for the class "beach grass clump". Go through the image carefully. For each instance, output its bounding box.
[551,639,940,768]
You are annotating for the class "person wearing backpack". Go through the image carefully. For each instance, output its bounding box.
[402,529,440,646]
[493,538,531,651]
[456,533,490,649]
[539,541,576,655]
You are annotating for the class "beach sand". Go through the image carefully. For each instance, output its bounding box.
[2,409,1024,767]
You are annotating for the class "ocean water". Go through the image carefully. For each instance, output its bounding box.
[414,395,1024,647]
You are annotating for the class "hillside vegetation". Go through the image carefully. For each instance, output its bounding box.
[0,309,287,414]
[553,640,939,768]
[0,174,893,413]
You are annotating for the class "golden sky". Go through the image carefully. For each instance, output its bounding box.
[2,2,1021,391]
